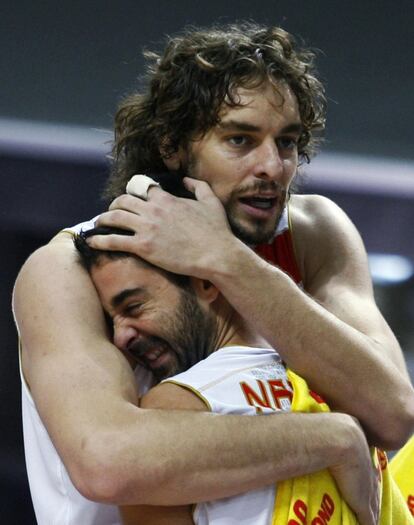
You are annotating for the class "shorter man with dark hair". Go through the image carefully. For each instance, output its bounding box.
[72,226,411,525]
[74,226,216,382]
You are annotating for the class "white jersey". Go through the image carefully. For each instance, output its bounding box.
[20,219,154,525]
[165,346,293,525]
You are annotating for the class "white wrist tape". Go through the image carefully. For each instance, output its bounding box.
[126,174,160,200]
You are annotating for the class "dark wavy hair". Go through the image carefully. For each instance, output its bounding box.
[105,22,326,199]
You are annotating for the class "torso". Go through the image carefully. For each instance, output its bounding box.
[163,346,292,525]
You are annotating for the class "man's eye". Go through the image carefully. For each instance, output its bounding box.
[124,304,142,315]
[228,135,250,146]
[277,137,298,150]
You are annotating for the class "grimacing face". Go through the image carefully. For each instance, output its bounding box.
[90,256,217,380]
[170,82,301,245]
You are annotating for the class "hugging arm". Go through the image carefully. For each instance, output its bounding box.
[11,235,378,507]
[119,382,379,525]
[91,186,414,449]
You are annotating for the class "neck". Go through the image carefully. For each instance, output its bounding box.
[211,297,269,351]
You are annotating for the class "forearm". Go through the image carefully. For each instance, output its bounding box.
[210,242,414,448]
[84,409,361,506]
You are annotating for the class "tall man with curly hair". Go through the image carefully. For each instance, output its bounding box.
[13,22,414,525]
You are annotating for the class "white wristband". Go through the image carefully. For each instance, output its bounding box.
[126,174,160,200]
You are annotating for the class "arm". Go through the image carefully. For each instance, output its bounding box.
[120,382,379,525]
[11,235,377,506]
[212,193,414,448]
[119,385,206,524]
[215,194,414,448]
[90,184,414,449]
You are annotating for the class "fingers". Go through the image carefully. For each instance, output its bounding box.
[183,177,216,201]
[108,186,167,212]
[108,194,145,212]
[95,209,140,231]
[146,184,165,199]
[108,179,216,215]
[86,231,138,254]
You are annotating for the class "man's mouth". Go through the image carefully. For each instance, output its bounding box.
[126,336,172,369]
[239,196,277,210]
[237,195,280,219]
[140,347,165,362]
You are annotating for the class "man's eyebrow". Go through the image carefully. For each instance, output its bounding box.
[217,119,303,135]
[218,120,262,133]
[280,122,303,135]
[111,287,145,309]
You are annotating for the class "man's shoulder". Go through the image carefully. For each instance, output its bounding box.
[289,194,344,229]
[140,381,208,411]
[289,193,360,245]
[288,194,363,287]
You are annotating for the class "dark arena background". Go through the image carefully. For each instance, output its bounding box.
[1,1,414,522]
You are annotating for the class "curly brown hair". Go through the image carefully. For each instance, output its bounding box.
[105,22,326,199]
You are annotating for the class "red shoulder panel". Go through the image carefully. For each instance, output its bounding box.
[254,229,302,285]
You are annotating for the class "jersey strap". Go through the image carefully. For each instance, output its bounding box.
[254,206,302,285]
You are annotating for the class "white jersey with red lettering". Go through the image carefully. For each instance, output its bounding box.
[164,345,292,525]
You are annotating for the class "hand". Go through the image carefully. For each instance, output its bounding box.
[329,417,380,525]
[89,178,236,279]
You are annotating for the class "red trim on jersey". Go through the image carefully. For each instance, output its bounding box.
[254,229,302,284]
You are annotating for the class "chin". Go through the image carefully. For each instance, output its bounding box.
[230,220,277,245]
[227,206,282,245]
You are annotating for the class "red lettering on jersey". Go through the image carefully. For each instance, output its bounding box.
[289,499,307,524]
[321,493,334,515]
[240,380,272,413]
[408,495,414,516]
[312,493,335,524]
[309,390,326,404]
[289,494,334,524]
[268,379,293,409]
[376,449,388,471]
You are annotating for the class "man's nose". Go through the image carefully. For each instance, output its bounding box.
[252,140,285,182]
[113,321,139,351]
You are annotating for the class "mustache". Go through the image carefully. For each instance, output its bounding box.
[126,334,172,360]
[231,179,287,197]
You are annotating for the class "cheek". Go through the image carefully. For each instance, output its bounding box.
[190,149,248,198]
[283,158,298,183]
[206,161,248,195]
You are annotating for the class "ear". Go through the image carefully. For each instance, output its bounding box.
[162,151,181,171]
[159,142,186,171]
[190,277,220,305]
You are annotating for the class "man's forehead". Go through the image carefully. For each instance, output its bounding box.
[92,255,156,286]
[95,253,152,272]
[217,82,300,124]
[92,254,178,297]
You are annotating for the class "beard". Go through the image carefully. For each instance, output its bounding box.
[126,288,217,381]
[224,180,288,245]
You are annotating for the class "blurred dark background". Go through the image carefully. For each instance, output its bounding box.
[1,1,414,522]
